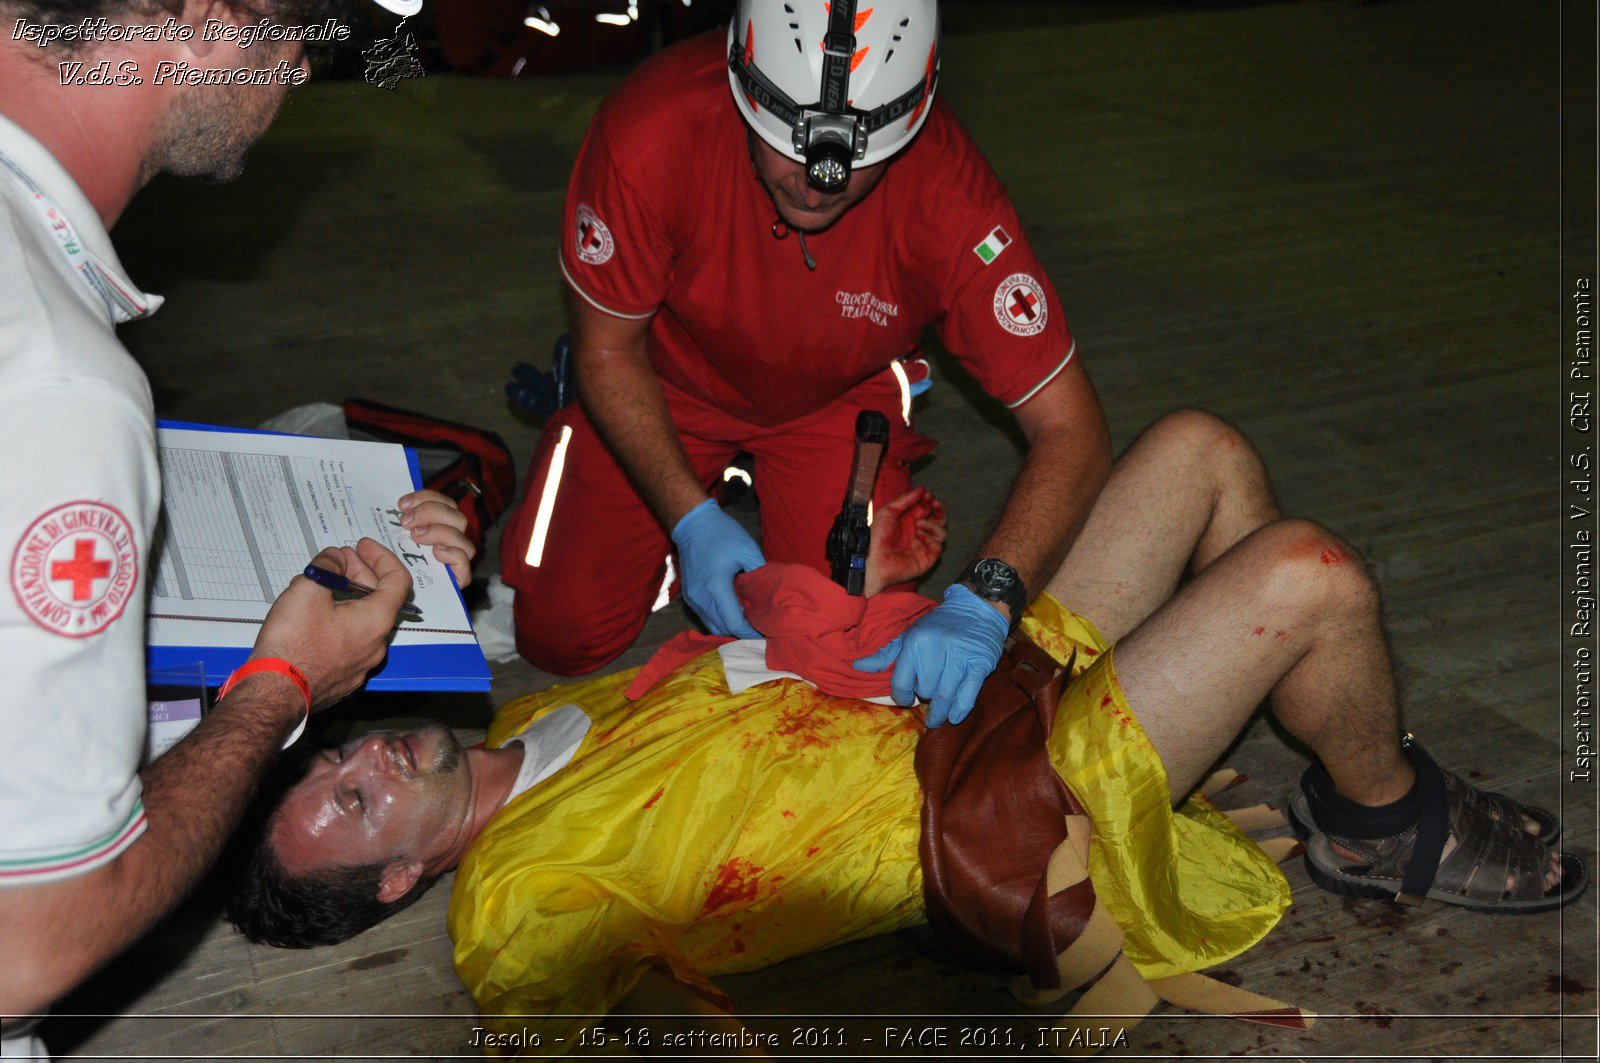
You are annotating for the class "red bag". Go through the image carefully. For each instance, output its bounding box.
[341,399,515,555]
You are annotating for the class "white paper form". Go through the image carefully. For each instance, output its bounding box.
[148,426,477,652]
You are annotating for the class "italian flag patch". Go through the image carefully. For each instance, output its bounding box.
[973,226,1012,264]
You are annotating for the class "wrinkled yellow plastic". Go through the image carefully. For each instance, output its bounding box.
[1023,595,1292,980]
[450,596,1289,1050]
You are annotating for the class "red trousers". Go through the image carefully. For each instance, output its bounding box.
[500,368,932,675]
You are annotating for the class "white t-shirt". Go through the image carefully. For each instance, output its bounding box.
[0,112,163,891]
[500,703,591,804]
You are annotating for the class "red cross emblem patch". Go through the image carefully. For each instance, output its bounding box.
[573,203,615,266]
[993,273,1049,337]
[10,500,139,638]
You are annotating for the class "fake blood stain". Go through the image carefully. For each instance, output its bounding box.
[1547,974,1593,996]
[1353,1001,1394,1028]
[774,697,834,749]
[702,858,764,914]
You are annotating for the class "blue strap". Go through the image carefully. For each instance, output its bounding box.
[1299,737,1450,902]
[1299,758,1418,838]
[1396,738,1450,902]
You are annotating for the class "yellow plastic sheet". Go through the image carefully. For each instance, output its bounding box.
[450,596,1289,1050]
[1024,596,1292,980]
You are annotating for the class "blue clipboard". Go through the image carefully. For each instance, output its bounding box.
[147,419,491,693]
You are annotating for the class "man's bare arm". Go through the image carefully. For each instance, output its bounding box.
[567,289,707,529]
[853,357,1109,724]
[567,289,766,638]
[0,541,410,1017]
[970,358,1111,621]
[0,678,305,1016]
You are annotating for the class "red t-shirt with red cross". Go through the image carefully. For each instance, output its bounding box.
[560,30,1076,429]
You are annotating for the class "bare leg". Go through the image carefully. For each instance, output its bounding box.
[1045,411,1407,802]
[1111,517,1560,887]
[1108,518,1408,805]
[1045,410,1281,646]
[1046,410,1557,889]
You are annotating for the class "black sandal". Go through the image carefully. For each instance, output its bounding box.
[1287,736,1587,914]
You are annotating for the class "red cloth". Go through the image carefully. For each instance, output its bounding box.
[625,563,936,701]
[559,31,1075,427]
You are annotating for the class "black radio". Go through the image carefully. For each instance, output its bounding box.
[825,410,891,595]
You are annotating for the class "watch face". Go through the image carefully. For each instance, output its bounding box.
[973,558,1016,592]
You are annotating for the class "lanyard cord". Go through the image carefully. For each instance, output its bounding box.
[770,218,817,271]
[0,145,149,323]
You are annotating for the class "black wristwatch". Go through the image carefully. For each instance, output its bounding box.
[957,557,1028,629]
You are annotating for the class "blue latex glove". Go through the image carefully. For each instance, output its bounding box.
[506,361,560,415]
[854,583,1008,727]
[506,335,575,416]
[671,499,766,639]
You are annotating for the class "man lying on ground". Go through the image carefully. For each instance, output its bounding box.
[226,410,1585,1051]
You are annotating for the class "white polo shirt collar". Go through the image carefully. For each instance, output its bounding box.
[0,110,162,325]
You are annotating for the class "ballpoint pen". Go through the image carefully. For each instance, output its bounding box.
[302,562,425,622]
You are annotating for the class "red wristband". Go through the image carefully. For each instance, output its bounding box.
[220,658,312,746]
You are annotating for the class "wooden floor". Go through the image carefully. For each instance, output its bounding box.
[39,0,1597,1058]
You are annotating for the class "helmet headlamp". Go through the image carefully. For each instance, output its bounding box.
[729,0,939,192]
[796,112,867,192]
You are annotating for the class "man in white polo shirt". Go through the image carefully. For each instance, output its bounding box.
[0,0,453,1055]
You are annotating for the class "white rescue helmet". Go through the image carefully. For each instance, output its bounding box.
[728,0,941,191]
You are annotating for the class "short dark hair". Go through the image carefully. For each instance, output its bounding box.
[0,0,183,23]
[223,759,439,949]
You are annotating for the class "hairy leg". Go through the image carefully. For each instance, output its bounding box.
[1110,518,1406,804]
[1114,518,1559,886]
[1045,409,1280,645]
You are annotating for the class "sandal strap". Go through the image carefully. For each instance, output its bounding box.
[1505,835,1550,901]
[1435,798,1552,902]
[1298,759,1420,839]
[1302,738,1556,905]
[1434,798,1509,902]
[1397,738,1450,903]
[1441,769,1548,835]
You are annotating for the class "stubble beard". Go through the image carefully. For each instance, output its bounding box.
[151,81,287,183]
[430,727,463,775]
